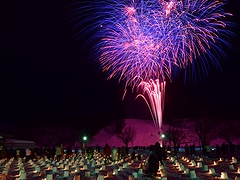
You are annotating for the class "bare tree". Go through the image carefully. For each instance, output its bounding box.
[116,126,137,148]
[190,118,217,151]
[166,127,186,155]
[218,119,240,145]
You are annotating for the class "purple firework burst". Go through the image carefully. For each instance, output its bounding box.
[71,0,233,89]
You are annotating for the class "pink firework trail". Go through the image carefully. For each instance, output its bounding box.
[137,80,166,131]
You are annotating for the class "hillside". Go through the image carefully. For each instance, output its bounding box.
[87,118,240,148]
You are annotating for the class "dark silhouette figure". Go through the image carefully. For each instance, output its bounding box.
[174,143,180,156]
[131,151,136,160]
[146,152,159,175]
[190,144,195,156]
[215,144,222,158]
[229,143,236,153]
[66,146,72,158]
[154,142,163,165]
[221,143,228,154]
[125,146,129,155]
[50,147,56,159]
[103,143,111,160]
[162,146,167,160]
[184,144,189,157]
[146,142,163,176]
[119,146,126,159]
[96,144,101,153]
[137,154,141,161]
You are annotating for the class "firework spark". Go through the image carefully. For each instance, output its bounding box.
[137,79,166,130]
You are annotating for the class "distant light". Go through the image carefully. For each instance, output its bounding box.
[161,134,166,138]
[83,136,87,141]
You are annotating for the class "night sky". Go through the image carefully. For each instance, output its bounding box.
[1,0,240,133]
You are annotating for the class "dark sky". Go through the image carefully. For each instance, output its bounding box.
[1,0,240,132]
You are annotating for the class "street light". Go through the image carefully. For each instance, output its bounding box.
[160,134,166,147]
[83,136,87,141]
[82,136,88,150]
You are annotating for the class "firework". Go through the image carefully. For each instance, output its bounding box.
[71,0,233,132]
[71,0,233,88]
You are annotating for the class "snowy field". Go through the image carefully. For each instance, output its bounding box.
[0,149,240,180]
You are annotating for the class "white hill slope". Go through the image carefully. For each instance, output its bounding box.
[88,118,240,148]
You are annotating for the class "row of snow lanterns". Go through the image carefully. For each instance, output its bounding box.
[173,156,240,179]
[0,154,145,180]
[2,145,239,180]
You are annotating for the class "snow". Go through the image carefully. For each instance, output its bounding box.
[89,119,161,147]
[1,149,240,180]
